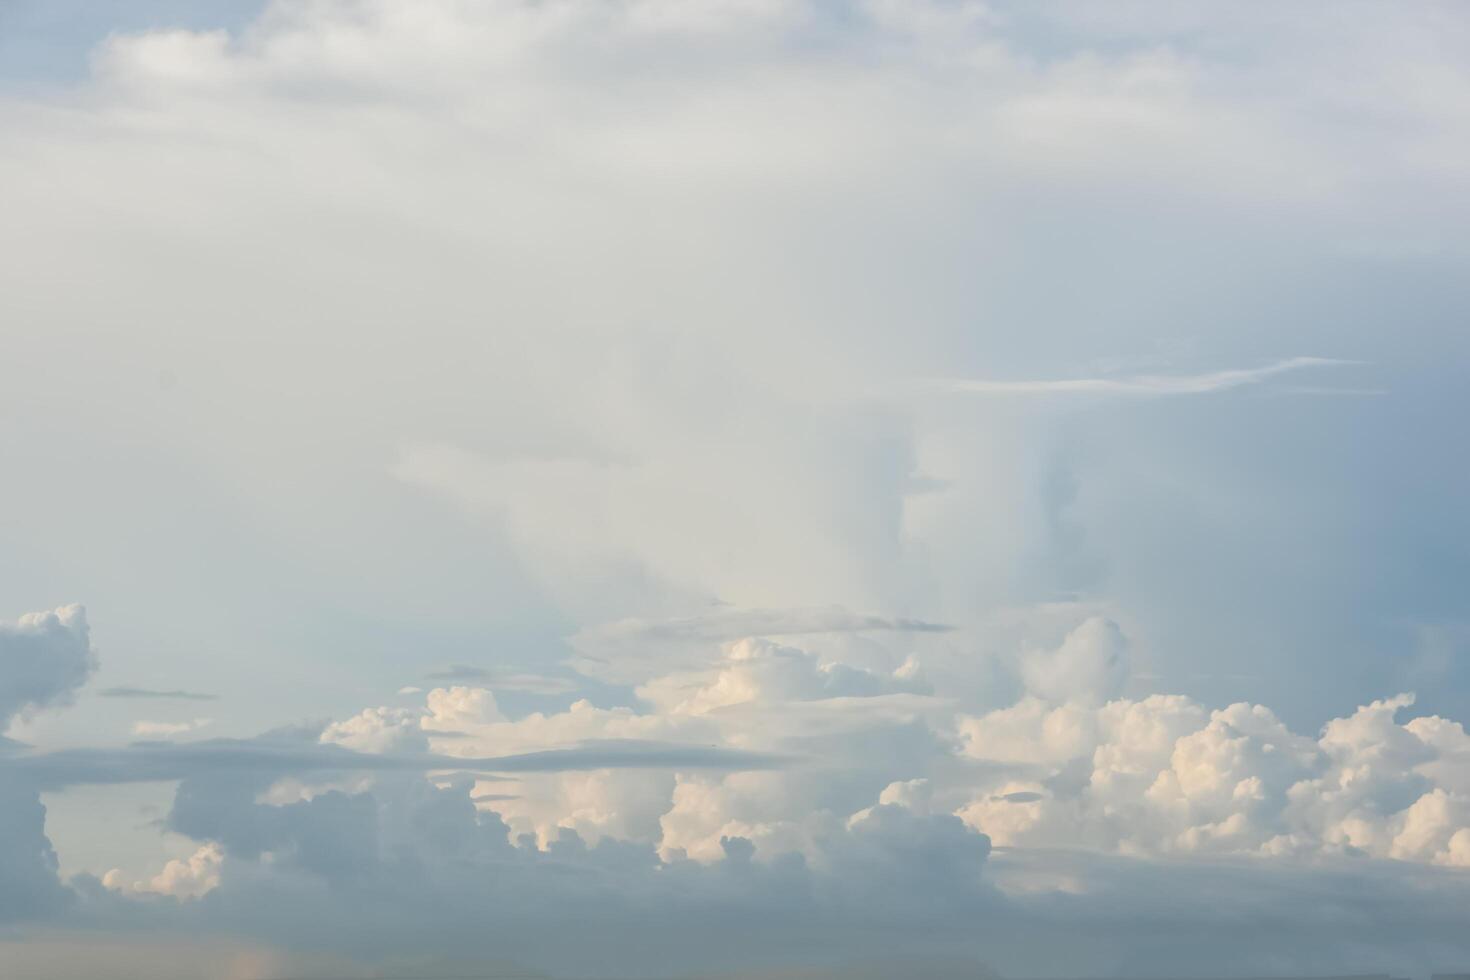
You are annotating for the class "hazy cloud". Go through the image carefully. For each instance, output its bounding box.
[0,0,1467,974]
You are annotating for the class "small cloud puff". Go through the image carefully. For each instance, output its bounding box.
[104,842,223,900]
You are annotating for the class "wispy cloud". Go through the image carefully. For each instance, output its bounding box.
[570,606,954,684]
[423,665,579,694]
[930,356,1361,397]
[131,718,212,737]
[10,736,789,790]
[576,606,953,650]
[100,686,218,701]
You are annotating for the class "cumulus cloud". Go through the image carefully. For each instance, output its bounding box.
[103,843,222,900]
[321,706,430,754]
[53,712,1470,978]
[0,0,1468,975]
[637,637,931,716]
[0,606,96,732]
[13,605,1470,972]
[953,690,1470,866]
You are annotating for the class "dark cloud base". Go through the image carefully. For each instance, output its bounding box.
[9,760,1470,980]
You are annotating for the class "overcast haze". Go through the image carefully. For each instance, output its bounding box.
[2,1,1470,978]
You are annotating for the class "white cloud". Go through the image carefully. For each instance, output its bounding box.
[130,718,213,738]
[637,637,927,716]
[320,706,428,754]
[0,0,1467,973]
[953,688,1470,866]
[958,697,1097,766]
[1019,616,1127,703]
[14,603,1470,972]
[104,842,223,900]
[250,619,1470,879]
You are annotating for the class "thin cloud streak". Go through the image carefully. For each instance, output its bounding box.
[576,606,953,650]
[930,356,1360,397]
[3,737,790,790]
[423,665,578,694]
[97,686,219,701]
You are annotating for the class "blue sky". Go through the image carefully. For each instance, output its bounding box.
[1,2,1469,977]
[0,1,266,83]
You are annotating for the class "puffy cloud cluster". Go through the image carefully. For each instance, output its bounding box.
[955,690,1470,867]
[79,648,1470,976]
[242,613,1470,876]
[85,718,996,976]
[6,601,1470,973]
[1,0,1469,974]
[303,633,940,853]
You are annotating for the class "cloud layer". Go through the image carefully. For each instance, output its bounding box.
[1,0,1468,976]
[2,602,1468,975]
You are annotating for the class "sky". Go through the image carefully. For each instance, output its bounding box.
[1,1,1469,977]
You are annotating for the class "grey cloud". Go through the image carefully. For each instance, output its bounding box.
[0,606,95,730]
[981,848,1470,978]
[4,736,788,791]
[0,773,69,922]
[47,769,1470,979]
[712,959,999,980]
[0,609,91,919]
[82,776,998,978]
[97,687,218,702]
[480,739,792,773]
